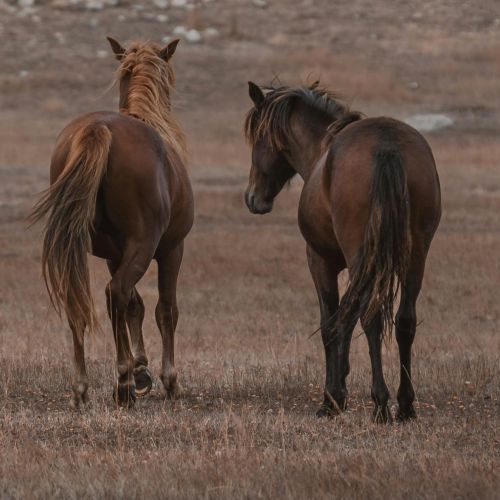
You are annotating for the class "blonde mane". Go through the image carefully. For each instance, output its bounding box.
[117,41,186,162]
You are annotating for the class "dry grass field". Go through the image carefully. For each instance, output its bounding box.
[1,0,500,498]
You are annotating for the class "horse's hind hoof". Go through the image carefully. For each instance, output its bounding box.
[134,366,153,397]
[70,382,89,409]
[113,382,136,408]
[316,405,335,418]
[396,405,417,423]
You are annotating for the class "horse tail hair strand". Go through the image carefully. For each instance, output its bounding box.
[28,122,112,339]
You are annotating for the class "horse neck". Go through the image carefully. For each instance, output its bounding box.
[286,104,334,181]
[120,89,187,163]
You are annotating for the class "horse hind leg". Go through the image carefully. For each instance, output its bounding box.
[127,288,153,397]
[156,243,184,400]
[395,255,425,422]
[107,260,153,398]
[106,243,154,407]
[362,311,392,424]
[69,319,88,408]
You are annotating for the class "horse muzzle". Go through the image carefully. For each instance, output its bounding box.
[245,189,273,214]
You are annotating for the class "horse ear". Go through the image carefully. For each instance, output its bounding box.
[248,81,264,106]
[160,39,180,62]
[310,80,320,90]
[107,36,126,61]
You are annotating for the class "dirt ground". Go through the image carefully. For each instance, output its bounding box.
[1,0,500,498]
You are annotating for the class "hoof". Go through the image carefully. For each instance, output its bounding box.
[134,366,153,398]
[396,405,417,422]
[113,382,136,408]
[316,405,336,418]
[161,372,182,400]
[70,382,89,409]
[372,405,393,424]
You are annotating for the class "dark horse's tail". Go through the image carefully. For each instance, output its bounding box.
[28,122,112,339]
[337,149,411,337]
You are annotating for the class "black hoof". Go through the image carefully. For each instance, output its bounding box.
[372,405,393,424]
[396,405,417,422]
[113,382,136,408]
[316,405,336,418]
[134,366,153,397]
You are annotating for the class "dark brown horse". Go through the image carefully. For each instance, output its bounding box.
[244,82,441,422]
[29,38,194,408]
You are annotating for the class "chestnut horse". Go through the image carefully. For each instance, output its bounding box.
[29,38,194,408]
[244,82,441,422]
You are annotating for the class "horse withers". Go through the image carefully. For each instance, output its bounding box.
[29,38,194,408]
[244,82,441,422]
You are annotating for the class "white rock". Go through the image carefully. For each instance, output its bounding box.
[89,17,99,26]
[18,0,35,6]
[161,35,172,43]
[203,27,219,38]
[118,14,126,21]
[171,0,186,6]
[156,13,168,22]
[96,49,108,58]
[86,0,103,10]
[252,0,267,7]
[153,0,169,8]
[172,25,186,36]
[19,70,29,78]
[184,28,201,43]
[405,113,453,132]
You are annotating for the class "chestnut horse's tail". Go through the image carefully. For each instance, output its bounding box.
[29,122,112,338]
[337,149,411,338]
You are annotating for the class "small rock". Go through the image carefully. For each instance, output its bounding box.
[408,81,419,90]
[161,35,172,43]
[156,13,168,22]
[89,17,99,27]
[172,25,186,36]
[203,27,219,38]
[405,113,453,132]
[96,49,108,58]
[118,13,126,21]
[252,0,267,7]
[153,0,168,7]
[18,0,35,6]
[19,70,30,78]
[184,28,201,43]
[85,0,103,10]
[171,0,186,6]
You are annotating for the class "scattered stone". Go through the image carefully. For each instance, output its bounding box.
[156,13,168,22]
[89,17,99,27]
[18,0,35,7]
[153,0,169,8]
[184,28,201,43]
[161,35,172,44]
[118,14,126,21]
[203,27,219,38]
[85,0,104,10]
[171,0,187,6]
[408,81,419,90]
[252,0,267,7]
[19,70,29,78]
[405,113,453,132]
[96,49,108,58]
[172,25,187,36]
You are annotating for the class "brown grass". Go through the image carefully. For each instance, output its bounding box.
[1,0,500,498]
